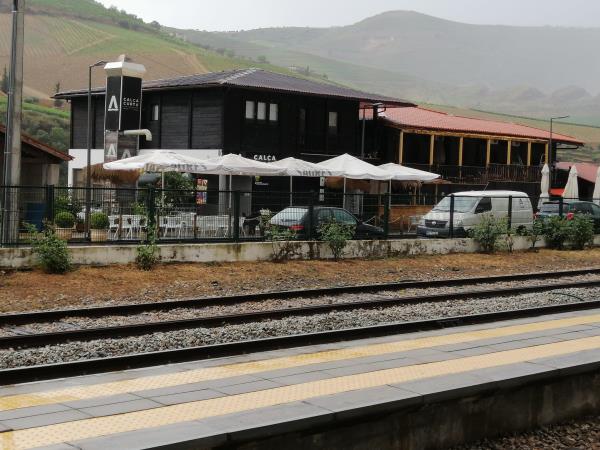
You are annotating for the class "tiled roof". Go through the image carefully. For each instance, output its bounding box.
[556,162,599,183]
[55,68,413,106]
[0,125,72,162]
[375,107,583,145]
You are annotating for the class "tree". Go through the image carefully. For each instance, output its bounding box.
[1,66,8,94]
[150,20,161,30]
[257,55,269,64]
[53,81,63,108]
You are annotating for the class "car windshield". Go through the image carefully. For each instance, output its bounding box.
[270,208,307,223]
[433,196,480,213]
[540,203,571,213]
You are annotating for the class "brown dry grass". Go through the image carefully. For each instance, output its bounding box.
[2,249,600,313]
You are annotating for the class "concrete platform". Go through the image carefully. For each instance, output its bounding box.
[1,309,600,449]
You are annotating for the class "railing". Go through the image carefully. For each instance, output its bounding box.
[0,185,595,246]
[404,163,542,184]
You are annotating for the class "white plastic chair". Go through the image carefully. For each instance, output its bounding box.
[108,215,120,240]
[161,216,183,238]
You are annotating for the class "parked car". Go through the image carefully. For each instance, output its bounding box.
[537,200,600,232]
[417,191,534,238]
[269,206,384,239]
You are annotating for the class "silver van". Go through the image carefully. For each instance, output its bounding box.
[417,191,534,238]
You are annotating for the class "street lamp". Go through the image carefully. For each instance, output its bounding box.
[85,60,107,239]
[549,115,569,165]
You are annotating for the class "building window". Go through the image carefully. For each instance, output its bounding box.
[245,101,255,120]
[269,103,278,122]
[328,111,338,135]
[151,104,160,121]
[257,102,267,121]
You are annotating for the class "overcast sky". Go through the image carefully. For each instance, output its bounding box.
[97,0,600,31]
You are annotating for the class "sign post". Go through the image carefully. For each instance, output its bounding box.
[103,56,146,163]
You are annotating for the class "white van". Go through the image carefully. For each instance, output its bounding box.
[417,191,534,238]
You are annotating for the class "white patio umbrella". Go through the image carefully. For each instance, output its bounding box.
[563,165,579,200]
[270,157,337,205]
[103,150,213,189]
[379,163,440,182]
[317,153,391,208]
[593,166,600,206]
[199,154,285,177]
[539,164,551,208]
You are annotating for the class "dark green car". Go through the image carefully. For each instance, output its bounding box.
[537,201,600,232]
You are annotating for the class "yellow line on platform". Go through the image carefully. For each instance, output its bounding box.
[2,335,600,450]
[1,313,599,413]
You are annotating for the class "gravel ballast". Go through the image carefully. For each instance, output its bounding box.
[3,274,600,336]
[1,286,598,369]
[453,415,600,449]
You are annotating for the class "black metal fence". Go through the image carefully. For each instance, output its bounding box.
[0,185,598,246]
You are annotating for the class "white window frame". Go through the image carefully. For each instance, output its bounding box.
[257,102,267,121]
[328,111,338,133]
[151,104,160,121]
[245,101,255,120]
[269,103,278,122]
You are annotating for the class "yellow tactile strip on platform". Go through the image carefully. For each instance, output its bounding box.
[2,335,600,450]
[1,313,599,413]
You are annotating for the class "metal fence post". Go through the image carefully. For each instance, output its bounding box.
[233,190,240,242]
[307,191,315,241]
[45,185,55,226]
[559,196,564,218]
[383,193,390,239]
[146,187,156,242]
[507,195,513,230]
[449,194,455,239]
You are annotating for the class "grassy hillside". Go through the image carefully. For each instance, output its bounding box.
[187,12,600,125]
[0,4,314,101]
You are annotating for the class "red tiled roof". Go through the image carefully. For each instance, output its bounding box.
[372,107,583,145]
[556,162,599,184]
[0,125,72,162]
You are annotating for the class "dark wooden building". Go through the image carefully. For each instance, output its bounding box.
[57,68,412,193]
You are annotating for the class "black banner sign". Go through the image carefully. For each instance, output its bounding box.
[104,76,142,131]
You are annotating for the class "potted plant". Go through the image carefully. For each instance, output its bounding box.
[75,216,85,233]
[90,212,110,242]
[54,211,75,240]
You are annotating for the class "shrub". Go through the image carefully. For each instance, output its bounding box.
[26,224,72,274]
[54,211,75,229]
[136,228,159,271]
[90,212,109,230]
[543,216,571,250]
[54,195,81,216]
[468,214,507,254]
[569,215,595,250]
[266,227,299,262]
[318,219,355,261]
[527,219,545,250]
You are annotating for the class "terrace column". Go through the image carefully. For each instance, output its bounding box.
[545,143,549,164]
[398,131,404,164]
[429,134,435,166]
[458,137,464,166]
[527,142,532,166]
[506,140,512,165]
[486,139,491,167]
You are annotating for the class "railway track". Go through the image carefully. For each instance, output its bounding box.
[2,277,600,350]
[1,268,600,384]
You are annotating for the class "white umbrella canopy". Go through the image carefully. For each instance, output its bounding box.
[539,164,551,205]
[198,153,285,176]
[593,166,600,205]
[317,154,392,180]
[379,163,440,182]
[102,150,211,173]
[270,157,336,177]
[563,166,579,200]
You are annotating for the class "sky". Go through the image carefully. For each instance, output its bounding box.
[97,0,600,31]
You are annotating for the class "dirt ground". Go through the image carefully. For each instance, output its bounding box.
[2,249,600,313]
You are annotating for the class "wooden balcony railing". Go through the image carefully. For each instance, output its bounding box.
[404,163,542,184]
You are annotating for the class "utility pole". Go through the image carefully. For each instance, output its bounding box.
[2,0,25,245]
